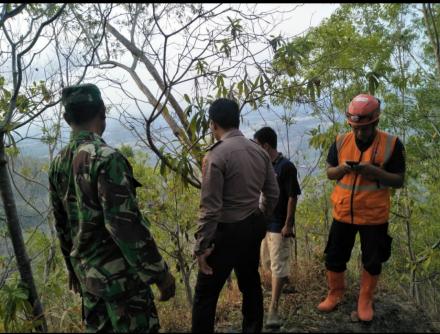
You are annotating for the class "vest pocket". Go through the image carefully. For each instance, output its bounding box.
[331,192,351,218]
[363,195,389,223]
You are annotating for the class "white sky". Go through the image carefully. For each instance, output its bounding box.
[1,3,339,107]
[250,3,339,38]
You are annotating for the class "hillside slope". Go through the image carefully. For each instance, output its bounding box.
[212,273,439,333]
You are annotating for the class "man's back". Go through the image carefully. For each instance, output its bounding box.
[270,154,301,224]
[51,83,174,332]
[49,130,166,300]
[203,129,278,223]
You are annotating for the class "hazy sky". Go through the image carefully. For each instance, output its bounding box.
[253,3,339,37]
[14,3,340,162]
[98,3,340,163]
[96,3,340,114]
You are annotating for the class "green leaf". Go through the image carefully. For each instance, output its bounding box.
[237,80,244,97]
[259,75,265,93]
[189,115,197,139]
[422,254,432,271]
[243,81,249,97]
[159,158,167,178]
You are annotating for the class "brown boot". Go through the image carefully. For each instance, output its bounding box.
[357,269,379,321]
[317,271,345,312]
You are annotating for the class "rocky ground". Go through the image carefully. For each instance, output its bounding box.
[161,260,440,333]
[277,291,438,333]
[215,283,439,333]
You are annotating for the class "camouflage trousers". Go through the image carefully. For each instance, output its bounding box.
[82,287,160,333]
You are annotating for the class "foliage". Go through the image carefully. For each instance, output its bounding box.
[126,149,199,306]
[0,229,83,332]
[0,279,34,332]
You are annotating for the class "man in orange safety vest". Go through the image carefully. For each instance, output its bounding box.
[317,94,406,322]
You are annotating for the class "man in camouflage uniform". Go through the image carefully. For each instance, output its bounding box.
[49,84,175,333]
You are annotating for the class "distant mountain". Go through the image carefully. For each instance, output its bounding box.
[3,103,336,237]
[15,103,335,175]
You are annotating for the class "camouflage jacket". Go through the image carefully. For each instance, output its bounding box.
[49,130,168,300]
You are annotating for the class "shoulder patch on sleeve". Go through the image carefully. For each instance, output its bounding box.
[100,145,118,159]
[202,155,208,177]
[206,140,222,152]
[249,138,258,145]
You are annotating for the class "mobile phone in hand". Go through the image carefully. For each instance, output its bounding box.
[345,160,359,167]
[346,160,362,171]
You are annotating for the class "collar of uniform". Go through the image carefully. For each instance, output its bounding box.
[70,130,105,144]
[272,152,283,165]
[221,128,243,141]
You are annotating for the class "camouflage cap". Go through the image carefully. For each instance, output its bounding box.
[62,84,103,113]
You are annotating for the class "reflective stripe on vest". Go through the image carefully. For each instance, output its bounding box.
[383,133,395,164]
[331,131,397,225]
[335,181,387,191]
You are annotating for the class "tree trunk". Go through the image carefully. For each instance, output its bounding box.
[422,3,440,79]
[0,137,47,332]
[178,254,194,307]
[43,217,57,285]
[174,229,193,307]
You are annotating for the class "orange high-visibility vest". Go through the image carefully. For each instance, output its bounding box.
[330,130,397,225]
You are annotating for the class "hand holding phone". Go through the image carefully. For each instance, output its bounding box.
[345,160,362,171]
[345,160,358,167]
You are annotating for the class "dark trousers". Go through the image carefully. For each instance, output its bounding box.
[324,219,392,276]
[192,212,266,333]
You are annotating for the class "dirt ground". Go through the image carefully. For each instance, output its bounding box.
[277,290,439,333]
[215,282,439,333]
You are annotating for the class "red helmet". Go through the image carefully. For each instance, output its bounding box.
[346,94,380,126]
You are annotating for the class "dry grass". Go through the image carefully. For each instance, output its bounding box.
[155,285,192,333]
[51,242,425,333]
[45,290,83,333]
[216,279,244,331]
[217,247,331,331]
[259,247,330,320]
